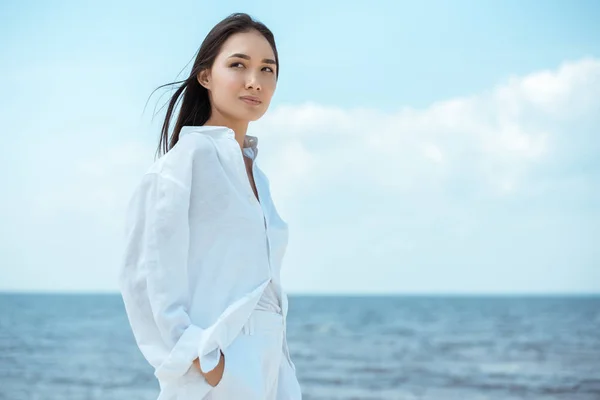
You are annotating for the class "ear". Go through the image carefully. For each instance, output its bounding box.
[197,69,211,90]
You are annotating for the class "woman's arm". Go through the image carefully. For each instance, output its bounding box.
[120,172,223,383]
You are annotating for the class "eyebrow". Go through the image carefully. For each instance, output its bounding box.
[227,53,277,65]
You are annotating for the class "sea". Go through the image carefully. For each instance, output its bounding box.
[1,294,599,400]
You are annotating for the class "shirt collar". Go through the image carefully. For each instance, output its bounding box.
[180,125,232,138]
[180,125,259,157]
[243,134,259,160]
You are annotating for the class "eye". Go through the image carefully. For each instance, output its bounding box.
[263,66,275,73]
[230,62,245,68]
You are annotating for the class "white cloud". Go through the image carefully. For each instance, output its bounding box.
[257,58,600,201]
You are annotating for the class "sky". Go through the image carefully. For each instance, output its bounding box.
[1,0,599,294]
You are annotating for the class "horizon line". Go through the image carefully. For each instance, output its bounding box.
[1,290,599,297]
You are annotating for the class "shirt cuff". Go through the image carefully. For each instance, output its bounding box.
[198,346,222,373]
[154,324,205,381]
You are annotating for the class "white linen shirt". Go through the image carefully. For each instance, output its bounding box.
[118,125,296,400]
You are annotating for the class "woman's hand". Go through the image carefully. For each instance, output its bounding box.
[193,350,225,387]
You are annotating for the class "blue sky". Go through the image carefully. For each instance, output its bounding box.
[1,0,599,294]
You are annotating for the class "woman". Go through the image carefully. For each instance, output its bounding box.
[119,12,302,400]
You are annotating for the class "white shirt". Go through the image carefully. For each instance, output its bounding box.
[118,125,295,400]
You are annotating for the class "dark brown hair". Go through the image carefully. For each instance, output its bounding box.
[150,13,279,159]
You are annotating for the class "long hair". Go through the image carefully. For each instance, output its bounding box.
[150,13,279,159]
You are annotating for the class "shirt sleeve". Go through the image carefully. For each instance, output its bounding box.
[119,172,221,382]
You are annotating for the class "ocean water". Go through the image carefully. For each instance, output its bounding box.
[0,294,599,400]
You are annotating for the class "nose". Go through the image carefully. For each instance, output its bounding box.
[245,72,261,91]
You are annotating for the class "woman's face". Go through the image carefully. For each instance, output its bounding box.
[198,30,278,123]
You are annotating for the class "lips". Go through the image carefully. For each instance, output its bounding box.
[240,96,262,105]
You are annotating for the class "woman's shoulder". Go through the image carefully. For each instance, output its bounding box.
[144,130,223,189]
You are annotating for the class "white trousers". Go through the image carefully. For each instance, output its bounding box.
[204,309,302,399]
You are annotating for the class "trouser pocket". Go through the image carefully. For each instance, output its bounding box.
[210,315,284,399]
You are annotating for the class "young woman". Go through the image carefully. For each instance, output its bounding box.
[119,13,302,400]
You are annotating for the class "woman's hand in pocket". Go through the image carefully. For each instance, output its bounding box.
[194,350,225,387]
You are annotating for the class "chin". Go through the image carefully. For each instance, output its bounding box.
[238,108,267,122]
[248,113,265,122]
